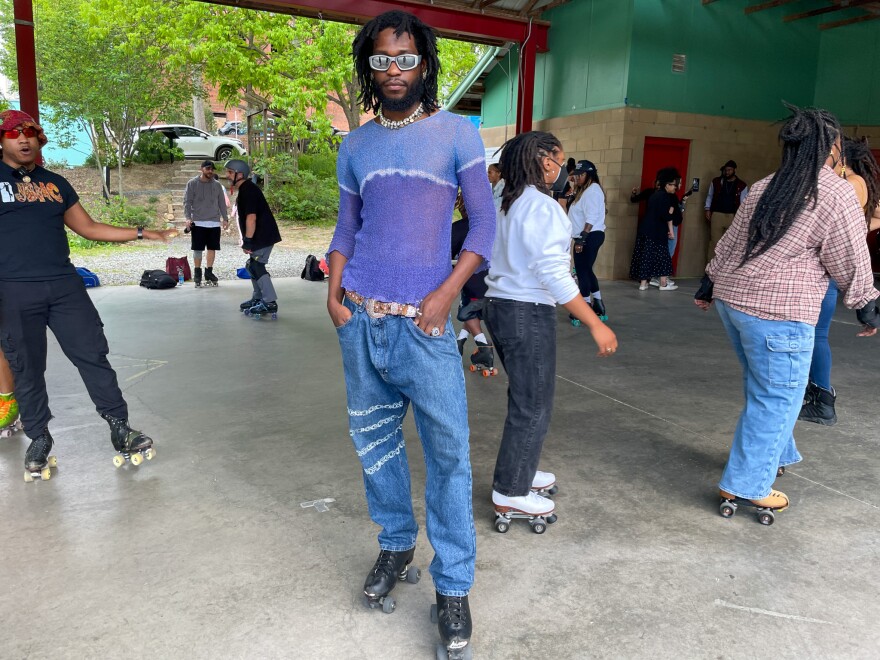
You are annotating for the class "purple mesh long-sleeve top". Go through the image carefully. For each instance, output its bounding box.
[328,111,496,305]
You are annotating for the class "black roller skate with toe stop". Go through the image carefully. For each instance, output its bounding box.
[203,266,219,287]
[240,296,260,312]
[246,300,278,320]
[193,266,202,288]
[363,548,420,614]
[430,593,472,660]
[457,336,467,356]
[592,298,608,321]
[103,414,155,467]
[468,340,497,377]
[24,429,57,482]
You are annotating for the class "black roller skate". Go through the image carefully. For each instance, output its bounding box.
[102,413,155,468]
[430,593,473,660]
[457,336,467,356]
[240,296,261,312]
[24,429,57,482]
[363,548,420,614]
[246,300,278,320]
[569,313,582,328]
[468,340,497,377]
[592,298,608,321]
[204,266,219,287]
[193,266,203,288]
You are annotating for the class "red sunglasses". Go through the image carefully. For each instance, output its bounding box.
[1,127,38,139]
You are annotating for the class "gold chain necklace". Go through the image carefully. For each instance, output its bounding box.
[378,103,425,130]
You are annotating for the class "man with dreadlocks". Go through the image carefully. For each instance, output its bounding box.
[326,10,494,658]
[694,104,879,524]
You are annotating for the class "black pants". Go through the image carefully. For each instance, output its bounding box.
[573,231,605,297]
[0,276,127,439]
[485,298,557,497]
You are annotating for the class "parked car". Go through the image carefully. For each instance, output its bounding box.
[137,124,246,161]
[218,120,246,136]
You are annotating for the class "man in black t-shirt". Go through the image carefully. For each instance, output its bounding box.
[225,160,281,317]
[0,109,177,480]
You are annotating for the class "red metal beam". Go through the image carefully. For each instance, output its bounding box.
[196,0,550,51]
[516,35,537,134]
[13,0,39,124]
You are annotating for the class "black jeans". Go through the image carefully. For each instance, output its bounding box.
[0,276,127,439]
[573,231,605,296]
[485,298,557,497]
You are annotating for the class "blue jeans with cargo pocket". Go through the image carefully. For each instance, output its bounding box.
[715,301,814,500]
[335,297,475,597]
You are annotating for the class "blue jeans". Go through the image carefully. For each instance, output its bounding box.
[715,301,814,499]
[485,298,557,497]
[335,297,475,596]
[668,224,679,258]
[808,280,838,390]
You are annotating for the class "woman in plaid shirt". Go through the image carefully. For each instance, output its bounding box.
[695,105,880,520]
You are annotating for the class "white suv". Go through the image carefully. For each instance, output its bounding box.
[138,124,246,161]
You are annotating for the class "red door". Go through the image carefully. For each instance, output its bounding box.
[640,137,691,273]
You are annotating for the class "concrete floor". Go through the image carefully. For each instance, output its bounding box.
[1,278,878,660]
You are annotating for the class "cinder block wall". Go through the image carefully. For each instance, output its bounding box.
[481,109,880,280]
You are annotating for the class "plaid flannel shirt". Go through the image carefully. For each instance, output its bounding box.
[707,165,878,325]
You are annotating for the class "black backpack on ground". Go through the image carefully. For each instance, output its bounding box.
[140,269,177,289]
[301,254,325,282]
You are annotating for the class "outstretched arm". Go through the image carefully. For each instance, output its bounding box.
[64,202,175,242]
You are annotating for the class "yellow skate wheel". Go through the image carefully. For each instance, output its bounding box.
[24,470,33,483]
[144,448,155,461]
[130,453,143,466]
[48,456,58,468]
[112,455,125,468]
[41,467,51,481]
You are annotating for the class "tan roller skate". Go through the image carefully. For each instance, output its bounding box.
[719,489,789,526]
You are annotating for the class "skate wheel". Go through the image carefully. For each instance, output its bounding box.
[491,368,498,376]
[494,520,509,534]
[47,456,58,468]
[531,521,546,534]
[405,566,421,584]
[547,485,558,496]
[24,470,33,482]
[243,310,251,317]
[0,429,9,438]
[469,365,476,372]
[719,502,736,518]
[758,510,775,526]
[130,453,143,466]
[40,467,51,481]
[382,595,396,614]
[571,320,581,327]
[112,455,125,468]
[144,448,155,461]
[546,514,558,524]
[271,313,278,320]
[436,644,447,660]
[482,369,490,378]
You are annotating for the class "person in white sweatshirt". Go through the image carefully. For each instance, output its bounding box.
[568,159,608,321]
[484,131,618,523]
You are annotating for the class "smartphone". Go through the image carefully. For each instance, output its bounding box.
[691,177,700,192]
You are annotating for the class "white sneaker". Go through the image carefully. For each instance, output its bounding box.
[649,277,660,287]
[639,283,649,291]
[492,490,555,515]
[658,282,678,291]
[531,470,556,490]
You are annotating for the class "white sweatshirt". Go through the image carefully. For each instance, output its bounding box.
[568,183,606,237]
[486,185,580,306]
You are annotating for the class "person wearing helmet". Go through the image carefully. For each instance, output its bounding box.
[0,109,177,480]
[225,159,282,317]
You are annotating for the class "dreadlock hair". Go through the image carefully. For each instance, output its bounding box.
[497,131,562,215]
[352,11,441,115]
[842,135,880,223]
[742,103,840,265]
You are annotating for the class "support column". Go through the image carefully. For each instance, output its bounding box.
[13,0,39,123]
[515,36,537,135]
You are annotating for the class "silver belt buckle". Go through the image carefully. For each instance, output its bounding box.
[365,298,386,319]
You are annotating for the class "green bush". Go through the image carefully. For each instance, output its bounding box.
[264,170,338,224]
[299,152,337,179]
[131,131,185,164]
[69,199,157,249]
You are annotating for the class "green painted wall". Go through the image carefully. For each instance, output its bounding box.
[626,0,827,120]
[481,50,518,128]
[814,22,880,125]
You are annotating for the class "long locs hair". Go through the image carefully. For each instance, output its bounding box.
[352,11,441,115]
[742,103,840,265]
[497,131,563,215]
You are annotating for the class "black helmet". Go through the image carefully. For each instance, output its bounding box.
[225,159,250,177]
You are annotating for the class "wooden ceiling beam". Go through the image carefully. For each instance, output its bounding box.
[784,0,875,22]
[744,0,799,15]
[820,12,880,29]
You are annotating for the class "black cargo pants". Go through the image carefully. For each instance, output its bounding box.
[0,275,127,439]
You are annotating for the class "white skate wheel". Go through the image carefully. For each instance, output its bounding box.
[130,453,143,466]
[112,455,125,468]
[48,456,58,468]
[24,470,33,482]
[144,448,155,461]
[0,429,9,438]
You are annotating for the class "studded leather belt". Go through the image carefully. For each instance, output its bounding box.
[345,291,420,319]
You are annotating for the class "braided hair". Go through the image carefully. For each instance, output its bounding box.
[352,11,440,114]
[497,131,562,214]
[742,103,840,264]
[843,136,880,223]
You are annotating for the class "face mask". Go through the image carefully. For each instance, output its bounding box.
[550,165,568,194]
